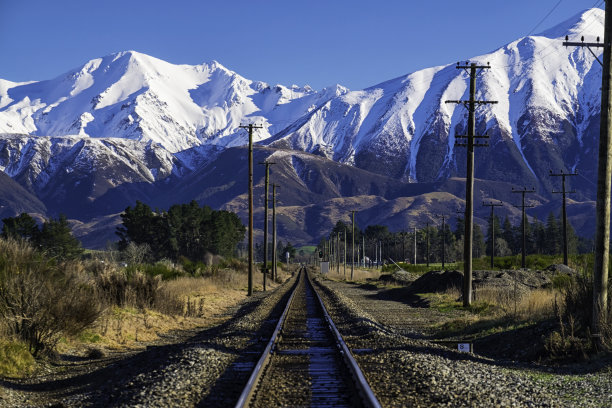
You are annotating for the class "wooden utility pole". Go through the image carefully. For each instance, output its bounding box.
[446,61,497,306]
[563,4,609,347]
[483,200,504,269]
[337,231,341,274]
[426,222,430,267]
[595,2,612,343]
[512,187,536,269]
[438,214,448,270]
[258,161,275,291]
[350,210,356,280]
[549,170,577,266]
[343,228,347,277]
[240,124,262,296]
[362,236,366,268]
[413,226,417,265]
[272,183,279,281]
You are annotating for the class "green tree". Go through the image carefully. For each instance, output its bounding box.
[2,213,39,242]
[117,201,245,262]
[37,214,82,260]
[545,212,560,255]
[364,224,389,240]
[501,216,516,255]
[473,223,486,259]
[281,242,296,261]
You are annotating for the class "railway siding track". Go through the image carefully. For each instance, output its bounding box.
[236,267,381,408]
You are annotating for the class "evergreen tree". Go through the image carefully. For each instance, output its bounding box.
[2,213,39,242]
[473,223,486,259]
[565,217,579,255]
[532,217,546,255]
[502,216,516,255]
[117,201,245,261]
[545,212,560,255]
[37,214,82,260]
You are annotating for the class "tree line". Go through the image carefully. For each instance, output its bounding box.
[320,212,591,264]
[116,200,245,261]
[1,213,82,260]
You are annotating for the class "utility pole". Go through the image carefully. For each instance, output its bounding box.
[563,7,610,349]
[362,236,366,268]
[344,228,347,277]
[426,222,430,267]
[483,200,504,269]
[413,226,417,265]
[438,214,448,270]
[350,210,356,280]
[549,170,577,266]
[446,61,497,307]
[258,161,275,291]
[239,124,262,296]
[272,183,279,282]
[337,231,341,274]
[512,187,536,269]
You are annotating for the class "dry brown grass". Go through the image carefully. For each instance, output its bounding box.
[324,266,382,282]
[468,285,557,320]
[70,264,294,352]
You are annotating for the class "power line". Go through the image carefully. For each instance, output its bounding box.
[526,0,564,37]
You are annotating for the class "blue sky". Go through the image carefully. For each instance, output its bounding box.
[0,0,604,90]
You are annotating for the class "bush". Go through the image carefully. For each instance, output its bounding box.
[0,239,101,356]
[551,271,612,355]
[180,257,207,276]
[95,267,162,309]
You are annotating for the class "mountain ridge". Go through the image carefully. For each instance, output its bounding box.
[0,9,604,247]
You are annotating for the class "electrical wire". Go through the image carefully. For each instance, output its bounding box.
[526,0,564,37]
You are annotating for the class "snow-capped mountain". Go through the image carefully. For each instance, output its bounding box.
[266,8,603,198]
[0,8,604,246]
[0,51,347,152]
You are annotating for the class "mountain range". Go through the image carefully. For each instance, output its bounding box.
[0,8,604,248]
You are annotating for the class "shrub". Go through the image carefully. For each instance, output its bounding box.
[95,267,162,309]
[0,240,102,356]
[552,271,612,354]
[180,257,208,276]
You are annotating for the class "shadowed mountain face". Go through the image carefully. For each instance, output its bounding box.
[0,10,603,247]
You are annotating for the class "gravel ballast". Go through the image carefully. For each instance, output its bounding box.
[314,273,611,408]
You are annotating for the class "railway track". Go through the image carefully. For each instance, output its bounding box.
[235,267,381,408]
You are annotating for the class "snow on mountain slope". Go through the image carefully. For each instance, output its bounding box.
[0,51,347,153]
[266,8,604,195]
[0,8,604,234]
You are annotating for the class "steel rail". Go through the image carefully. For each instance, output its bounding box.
[235,267,381,408]
[234,272,300,408]
[309,274,383,408]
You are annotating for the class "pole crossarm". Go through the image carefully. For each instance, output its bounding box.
[445,100,498,105]
[563,36,604,66]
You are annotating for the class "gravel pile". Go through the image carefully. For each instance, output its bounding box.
[313,274,611,408]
